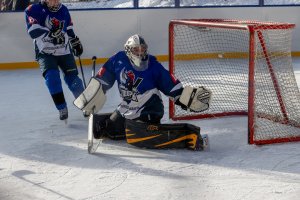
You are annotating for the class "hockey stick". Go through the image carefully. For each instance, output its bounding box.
[88,56,100,154]
[78,56,87,88]
[88,114,102,154]
[92,56,97,77]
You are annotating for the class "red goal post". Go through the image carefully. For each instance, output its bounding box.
[168,19,300,145]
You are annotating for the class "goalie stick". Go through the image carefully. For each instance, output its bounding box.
[87,113,113,154]
[92,56,96,77]
[87,56,102,154]
[88,114,100,154]
[78,56,86,88]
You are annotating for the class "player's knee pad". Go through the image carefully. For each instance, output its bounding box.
[64,74,84,98]
[44,69,63,94]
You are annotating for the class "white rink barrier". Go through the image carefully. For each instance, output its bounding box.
[1,7,300,67]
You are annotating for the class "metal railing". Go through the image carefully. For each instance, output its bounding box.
[1,0,300,12]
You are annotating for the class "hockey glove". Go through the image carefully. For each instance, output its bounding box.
[69,36,83,57]
[178,86,212,112]
[47,31,65,45]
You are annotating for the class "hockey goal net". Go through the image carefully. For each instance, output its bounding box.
[169,19,300,145]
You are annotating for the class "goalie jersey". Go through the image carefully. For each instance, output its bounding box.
[25,3,75,56]
[96,51,183,120]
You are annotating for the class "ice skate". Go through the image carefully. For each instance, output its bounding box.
[59,107,68,124]
[201,134,209,151]
[193,133,209,151]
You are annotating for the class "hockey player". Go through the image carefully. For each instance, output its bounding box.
[74,34,211,150]
[25,0,84,121]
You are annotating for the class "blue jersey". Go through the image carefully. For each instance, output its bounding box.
[25,3,75,56]
[96,51,183,120]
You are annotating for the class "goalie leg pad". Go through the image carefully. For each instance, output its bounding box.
[73,77,106,115]
[105,111,126,140]
[179,86,212,112]
[92,113,111,139]
[125,120,206,150]
[92,111,126,140]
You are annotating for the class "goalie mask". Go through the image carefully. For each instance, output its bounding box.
[124,34,149,70]
[41,0,62,12]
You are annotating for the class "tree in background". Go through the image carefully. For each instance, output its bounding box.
[1,0,13,11]
[1,0,31,11]
[14,0,30,10]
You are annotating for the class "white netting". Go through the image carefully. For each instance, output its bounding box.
[170,19,300,144]
[254,28,300,141]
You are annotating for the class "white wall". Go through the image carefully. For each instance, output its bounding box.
[1,7,300,63]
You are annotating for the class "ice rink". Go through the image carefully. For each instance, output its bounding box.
[0,59,299,200]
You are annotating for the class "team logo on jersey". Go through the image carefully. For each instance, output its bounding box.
[45,16,64,31]
[119,69,143,102]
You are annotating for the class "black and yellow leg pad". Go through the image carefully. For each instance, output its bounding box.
[93,111,126,140]
[125,120,203,150]
[92,113,112,139]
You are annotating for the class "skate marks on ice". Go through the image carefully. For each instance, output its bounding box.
[0,68,300,199]
[9,169,129,200]
[1,119,300,200]
[11,170,74,200]
[1,113,300,175]
[2,146,192,200]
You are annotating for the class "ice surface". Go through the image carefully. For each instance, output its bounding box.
[0,60,299,200]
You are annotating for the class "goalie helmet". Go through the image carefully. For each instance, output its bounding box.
[41,0,62,12]
[124,34,149,69]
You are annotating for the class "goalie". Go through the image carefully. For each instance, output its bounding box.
[74,34,211,150]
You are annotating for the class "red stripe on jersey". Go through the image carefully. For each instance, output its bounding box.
[97,67,106,77]
[70,17,73,26]
[26,4,33,11]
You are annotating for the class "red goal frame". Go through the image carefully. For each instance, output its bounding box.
[168,19,300,145]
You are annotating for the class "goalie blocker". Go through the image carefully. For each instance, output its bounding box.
[91,112,208,151]
[73,77,106,116]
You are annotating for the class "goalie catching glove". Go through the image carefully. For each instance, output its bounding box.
[73,77,106,116]
[178,86,212,112]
